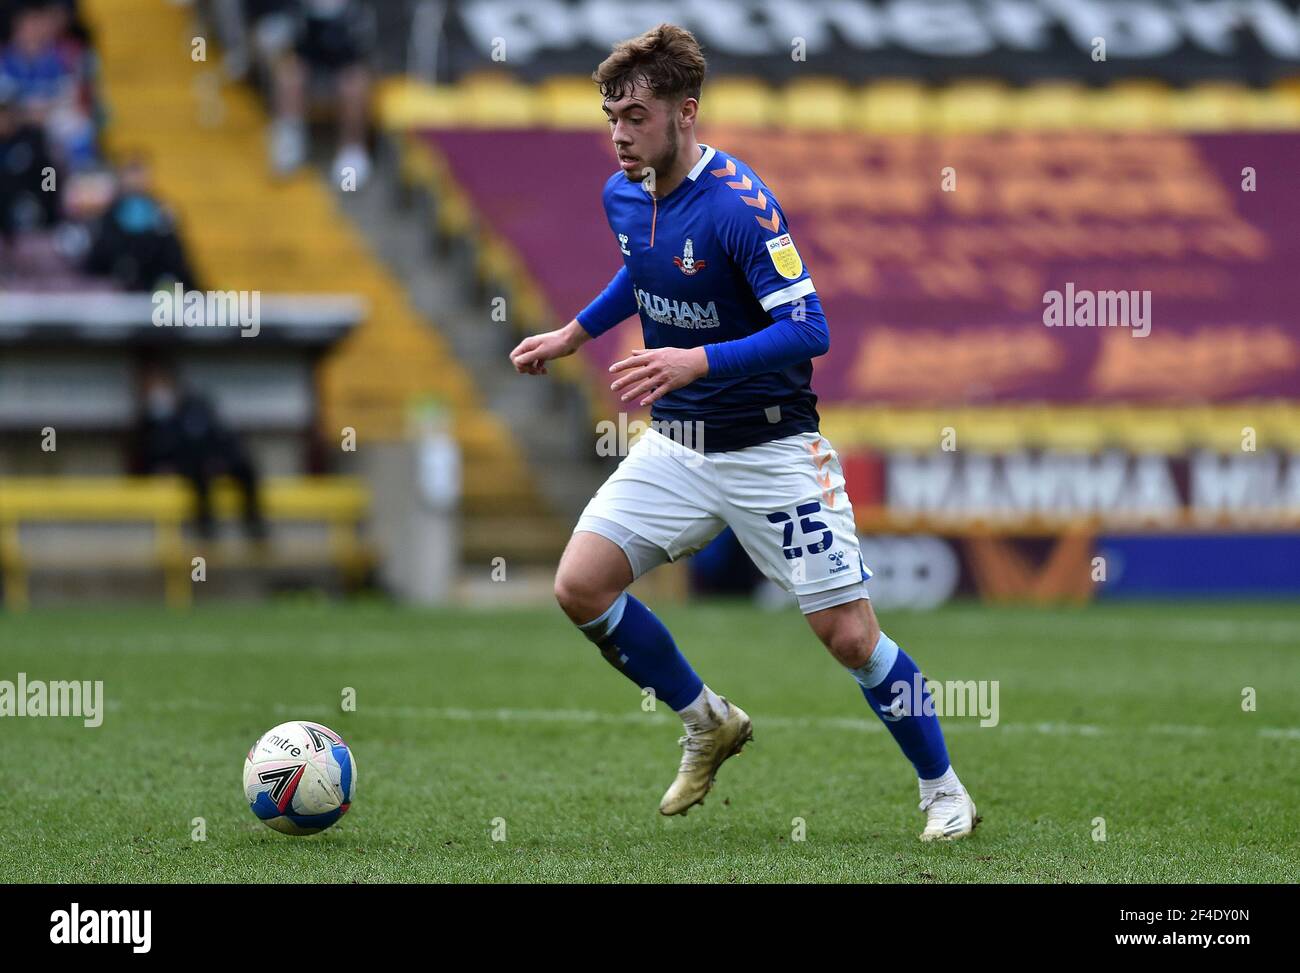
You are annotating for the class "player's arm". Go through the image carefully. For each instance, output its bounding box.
[576,265,638,338]
[703,190,827,377]
[705,294,828,377]
[510,266,636,375]
[608,284,828,405]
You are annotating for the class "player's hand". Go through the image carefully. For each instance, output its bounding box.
[509,322,586,375]
[608,347,709,407]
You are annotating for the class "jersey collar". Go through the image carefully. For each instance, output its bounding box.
[643,144,717,203]
[686,144,716,182]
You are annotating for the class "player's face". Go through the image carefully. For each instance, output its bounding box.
[603,83,683,185]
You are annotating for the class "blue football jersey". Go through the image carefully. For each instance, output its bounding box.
[600,144,821,452]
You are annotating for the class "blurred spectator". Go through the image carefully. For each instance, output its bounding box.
[134,361,267,541]
[82,153,203,292]
[0,0,98,169]
[0,77,60,241]
[244,0,374,188]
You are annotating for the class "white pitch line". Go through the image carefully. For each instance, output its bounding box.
[102,698,1298,741]
[19,615,1300,655]
[898,615,1300,646]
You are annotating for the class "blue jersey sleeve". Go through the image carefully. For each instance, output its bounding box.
[705,292,829,378]
[712,180,816,315]
[704,176,823,376]
[575,265,638,338]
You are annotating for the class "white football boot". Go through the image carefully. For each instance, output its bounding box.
[658,699,753,816]
[919,787,979,841]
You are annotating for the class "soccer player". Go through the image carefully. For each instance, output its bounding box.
[509,24,977,840]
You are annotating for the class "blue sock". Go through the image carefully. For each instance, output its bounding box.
[850,632,951,780]
[577,592,703,710]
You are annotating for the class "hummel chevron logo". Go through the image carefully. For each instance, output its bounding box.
[710,158,781,233]
[808,441,836,507]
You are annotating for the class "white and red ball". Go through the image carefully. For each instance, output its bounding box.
[243,720,356,835]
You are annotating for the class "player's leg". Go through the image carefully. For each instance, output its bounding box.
[804,594,976,840]
[555,529,704,716]
[556,428,751,814]
[719,431,976,840]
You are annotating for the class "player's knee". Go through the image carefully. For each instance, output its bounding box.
[553,568,612,624]
[552,570,581,618]
[823,610,879,669]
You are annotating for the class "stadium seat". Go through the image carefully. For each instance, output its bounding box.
[775,79,853,130]
[1172,82,1253,132]
[1090,80,1176,130]
[1025,410,1109,453]
[934,81,1013,133]
[456,72,541,127]
[1243,84,1300,129]
[1010,82,1089,130]
[851,80,931,133]
[954,408,1034,453]
[537,76,604,129]
[1106,408,1191,453]
[0,476,373,609]
[704,78,774,128]
[376,77,465,128]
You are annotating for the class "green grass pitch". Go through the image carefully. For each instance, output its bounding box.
[1,599,1296,883]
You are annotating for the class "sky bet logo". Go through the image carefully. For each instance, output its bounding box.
[50,903,151,953]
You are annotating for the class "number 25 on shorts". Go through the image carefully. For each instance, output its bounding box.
[766,501,832,560]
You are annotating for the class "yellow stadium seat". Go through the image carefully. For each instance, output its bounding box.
[1010,82,1089,130]
[456,71,540,127]
[1029,410,1110,453]
[1263,403,1300,449]
[1189,406,1275,452]
[1107,408,1191,454]
[775,78,852,130]
[933,81,1013,133]
[537,76,603,129]
[1241,86,1300,129]
[705,77,774,127]
[851,80,931,133]
[377,77,465,130]
[1089,80,1176,130]
[953,408,1031,452]
[1171,82,1252,132]
[0,477,372,609]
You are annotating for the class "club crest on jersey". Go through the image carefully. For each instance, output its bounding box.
[766,233,803,280]
[673,238,707,276]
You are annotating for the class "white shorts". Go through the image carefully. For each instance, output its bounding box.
[574,427,872,614]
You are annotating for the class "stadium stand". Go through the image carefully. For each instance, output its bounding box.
[0,0,571,606]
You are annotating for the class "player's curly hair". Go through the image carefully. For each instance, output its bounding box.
[593,23,706,105]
